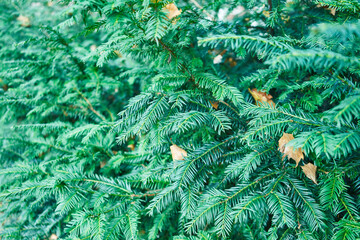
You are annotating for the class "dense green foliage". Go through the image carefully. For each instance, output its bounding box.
[1,0,360,239]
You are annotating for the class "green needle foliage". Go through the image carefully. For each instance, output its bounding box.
[0,0,360,239]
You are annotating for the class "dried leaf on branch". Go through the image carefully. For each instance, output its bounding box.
[248,88,275,107]
[165,3,182,20]
[278,133,304,167]
[210,100,219,109]
[301,163,318,184]
[170,144,187,161]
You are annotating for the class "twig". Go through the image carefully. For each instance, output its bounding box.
[337,75,356,90]
[130,191,160,198]
[75,88,106,121]
[158,39,193,78]
[219,100,240,116]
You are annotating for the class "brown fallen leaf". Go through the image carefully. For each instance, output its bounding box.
[17,15,31,27]
[38,152,46,158]
[248,88,275,107]
[2,84,8,91]
[262,10,270,18]
[281,14,290,23]
[127,144,135,151]
[114,50,122,58]
[210,100,219,109]
[278,133,304,167]
[100,161,107,168]
[301,163,318,184]
[225,57,237,67]
[330,8,336,16]
[170,144,187,161]
[0,79,8,91]
[316,4,336,16]
[165,3,182,20]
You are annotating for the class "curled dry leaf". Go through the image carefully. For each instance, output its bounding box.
[248,88,275,107]
[301,163,318,184]
[17,15,31,27]
[170,144,187,161]
[165,3,182,20]
[278,133,304,167]
[210,100,219,109]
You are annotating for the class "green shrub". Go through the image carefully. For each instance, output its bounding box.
[0,0,360,239]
